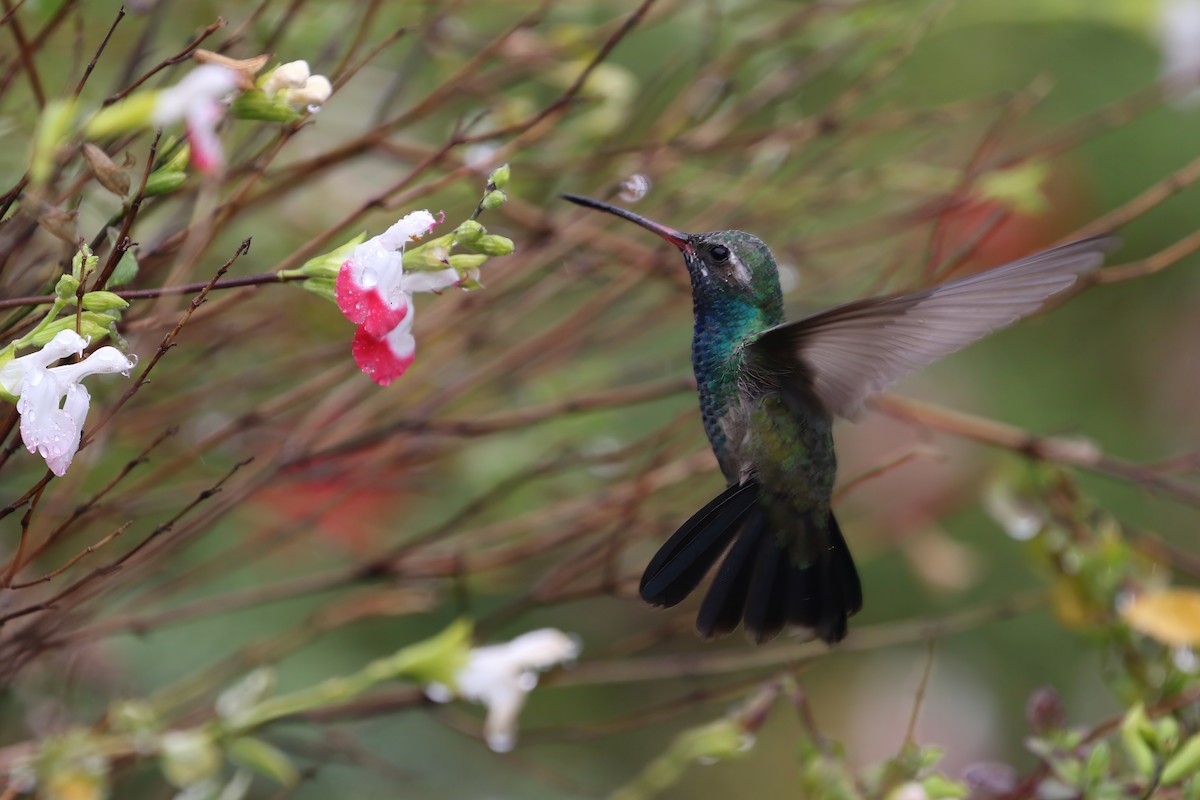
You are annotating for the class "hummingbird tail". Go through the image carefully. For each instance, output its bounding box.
[640,482,862,644]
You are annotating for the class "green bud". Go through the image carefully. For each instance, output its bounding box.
[85,93,157,139]
[227,737,298,787]
[159,729,221,789]
[924,776,972,800]
[487,163,510,189]
[675,719,752,763]
[30,100,78,186]
[1121,705,1157,778]
[1084,741,1110,786]
[1163,734,1200,785]
[81,291,129,312]
[447,253,488,271]
[55,274,80,299]
[143,170,187,197]
[109,699,159,736]
[481,190,507,210]
[454,220,485,244]
[1156,716,1182,751]
[465,234,514,257]
[401,235,455,271]
[160,137,189,172]
[230,89,303,123]
[71,245,98,280]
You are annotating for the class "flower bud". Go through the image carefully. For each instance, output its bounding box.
[158,730,221,788]
[144,170,187,197]
[467,235,514,257]
[1121,704,1156,778]
[448,253,488,271]
[488,163,510,189]
[261,61,310,94]
[481,190,507,210]
[81,291,129,312]
[31,100,77,185]
[286,75,331,109]
[230,89,303,123]
[454,220,485,244]
[1026,686,1065,734]
[1163,732,1200,785]
[84,93,157,139]
[55,274,81,299]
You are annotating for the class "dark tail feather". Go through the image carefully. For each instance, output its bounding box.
[783,511,862,643]
[696,509,767,637]
[639,480,759,607]
[644,486,862,644]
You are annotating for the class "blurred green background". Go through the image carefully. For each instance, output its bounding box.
[2,0,1199,797]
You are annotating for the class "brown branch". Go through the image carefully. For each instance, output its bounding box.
[873,394,1200,507]
[72,5,125,98]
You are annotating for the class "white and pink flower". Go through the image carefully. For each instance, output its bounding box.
[335,210,457,385]
[151,64,239,174]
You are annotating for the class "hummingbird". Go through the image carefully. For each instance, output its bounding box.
[562,193,1115,644]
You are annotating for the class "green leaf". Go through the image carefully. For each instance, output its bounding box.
[108,248,139,288]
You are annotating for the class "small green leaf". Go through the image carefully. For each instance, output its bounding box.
[108,248,139,288]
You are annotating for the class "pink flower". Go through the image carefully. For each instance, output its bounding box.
[151,65,239,174]
[335,210,455,385]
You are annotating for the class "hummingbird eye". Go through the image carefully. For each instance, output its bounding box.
[709,245,731,263]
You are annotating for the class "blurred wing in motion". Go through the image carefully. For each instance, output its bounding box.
[744,236,1118,418]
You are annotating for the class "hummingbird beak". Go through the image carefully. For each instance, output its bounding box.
[561,194,694,254]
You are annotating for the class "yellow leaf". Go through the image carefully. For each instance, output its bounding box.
[1121,589,1200,646]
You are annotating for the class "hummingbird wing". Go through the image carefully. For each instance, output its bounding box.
[743,236,1117,419]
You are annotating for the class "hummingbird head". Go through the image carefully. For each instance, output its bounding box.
[561,194,783,314]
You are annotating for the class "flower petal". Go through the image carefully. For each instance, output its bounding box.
[402,267,460,294]
[261,60,310,95]
[377,210,439,250]
[336,258,409,337]
[151,65,239,126]
[351,318,415,386]
[17,370,82,477]
[185,100,226,174]
[0,330,88,395]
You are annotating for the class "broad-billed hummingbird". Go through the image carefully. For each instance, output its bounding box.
[563,193,1114,644]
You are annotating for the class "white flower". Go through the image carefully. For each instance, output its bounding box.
[261,60,310,95]
[425,628,580,752]
[151,65,238,173]
[0,329,87,396]
[1160,0,1200,104]
[287,75,332,110]
[261,60,332,111]
[8,334,136,476]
